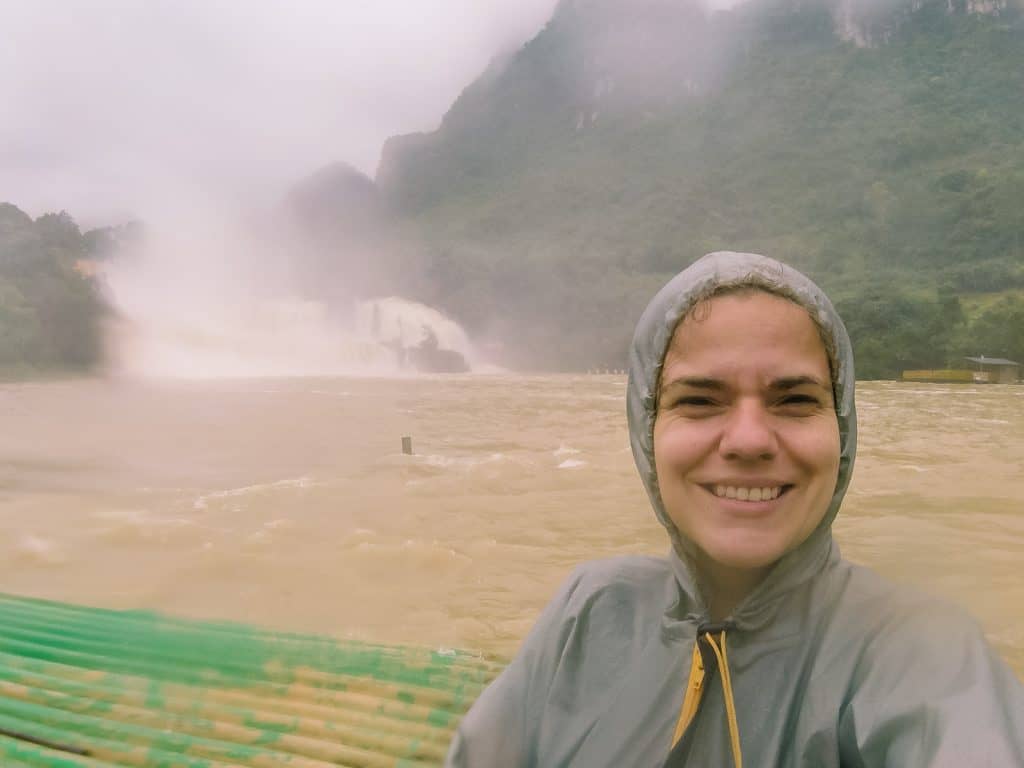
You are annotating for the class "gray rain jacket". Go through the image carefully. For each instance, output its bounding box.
[445,252,1024,767]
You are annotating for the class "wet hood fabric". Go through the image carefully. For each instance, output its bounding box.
[626,251,857,623]
[446,253,1024,767]
[626,251,857,538]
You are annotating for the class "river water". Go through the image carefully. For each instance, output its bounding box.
[1,376,1021,679]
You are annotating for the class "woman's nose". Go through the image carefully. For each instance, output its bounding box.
[719,401,777,461]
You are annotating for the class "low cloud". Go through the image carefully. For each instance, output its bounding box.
[2,0,558,224]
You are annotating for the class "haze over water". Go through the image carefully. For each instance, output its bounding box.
[1,377,1021,678]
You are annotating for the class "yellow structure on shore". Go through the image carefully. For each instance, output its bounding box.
[901,369,976,383]
[903,357,1021,384]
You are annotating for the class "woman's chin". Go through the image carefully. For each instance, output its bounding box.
[700,538,786,574]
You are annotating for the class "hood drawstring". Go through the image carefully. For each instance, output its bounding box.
[705,630,742,767]
[671,626,743,768]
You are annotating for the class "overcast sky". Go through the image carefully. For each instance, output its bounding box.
[2,1,560,225]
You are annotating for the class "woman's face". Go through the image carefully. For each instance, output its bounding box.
[653,291,840,576]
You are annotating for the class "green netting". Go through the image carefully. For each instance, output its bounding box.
[0,595,504,767]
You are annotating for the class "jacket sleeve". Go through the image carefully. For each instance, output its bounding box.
[444,567,584,768]
[839,604,1024,767]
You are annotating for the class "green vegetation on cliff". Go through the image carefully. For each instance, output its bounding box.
[0,204,108,377]
[378,0,1024,375]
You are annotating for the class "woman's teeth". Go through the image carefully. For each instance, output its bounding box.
[713,485,782,501]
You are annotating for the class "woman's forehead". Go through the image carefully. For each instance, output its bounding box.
[662,292,831,375]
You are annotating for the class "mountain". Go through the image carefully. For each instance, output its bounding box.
[281,162,424,304]
[287,162,388,244]
[374,0,1024,374]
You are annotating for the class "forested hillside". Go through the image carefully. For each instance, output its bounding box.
[6,0,1023,378]
[0,204,108,377]
[378,0,1024,375]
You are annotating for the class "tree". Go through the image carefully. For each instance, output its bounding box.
[0,204,107,377]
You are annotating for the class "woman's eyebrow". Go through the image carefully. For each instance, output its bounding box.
[660,375,831,396]
[661,376,726,392]
[769,375,830,390]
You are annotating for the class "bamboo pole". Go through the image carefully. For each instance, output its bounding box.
[0,594,503,767]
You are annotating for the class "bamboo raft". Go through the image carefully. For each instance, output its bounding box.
[0,594,505,767]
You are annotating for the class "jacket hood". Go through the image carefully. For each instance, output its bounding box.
[626,251,857,622]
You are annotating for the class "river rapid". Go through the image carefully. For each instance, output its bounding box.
[1,376,1021,678]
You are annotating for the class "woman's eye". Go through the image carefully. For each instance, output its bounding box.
[672,396,718,408]
[777,394,821,408]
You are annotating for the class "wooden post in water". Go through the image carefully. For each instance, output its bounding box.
[402,436,413,455]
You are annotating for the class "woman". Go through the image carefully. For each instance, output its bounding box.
[446,251,1024,767]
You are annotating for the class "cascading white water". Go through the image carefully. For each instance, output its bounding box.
[98,231,475,378]
[97,214,477,378]
[105,294,475,378]
[109,299,377,378]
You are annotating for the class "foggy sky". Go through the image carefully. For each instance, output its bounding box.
[2,1,561,225]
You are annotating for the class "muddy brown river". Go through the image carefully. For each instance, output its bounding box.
[1,376,1021,678]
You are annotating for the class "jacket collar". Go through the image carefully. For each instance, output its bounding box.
[663,531,840,637]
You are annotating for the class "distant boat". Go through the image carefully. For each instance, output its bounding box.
[408,345,470,373]
[407,325,470,373]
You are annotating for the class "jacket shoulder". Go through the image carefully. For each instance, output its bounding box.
[568,554,675,588]
[832,562,1021,704]
[834,566,1024,764]
[531,555,677,670]
[559,555,676,614]
[838,562,981,638]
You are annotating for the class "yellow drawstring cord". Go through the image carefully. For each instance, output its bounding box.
[670,630,743,768]
[672,640,706,746]
[704,631,743,768]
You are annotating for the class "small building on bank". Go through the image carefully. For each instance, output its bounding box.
[964,356,1021,384]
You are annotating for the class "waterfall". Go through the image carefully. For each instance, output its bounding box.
[105,296,474,378]
[98,220,475,378]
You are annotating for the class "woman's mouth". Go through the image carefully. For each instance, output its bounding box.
[707,484,792,502]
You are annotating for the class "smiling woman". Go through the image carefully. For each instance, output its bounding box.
[445,252,1024,768]
[654,291,841,621]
